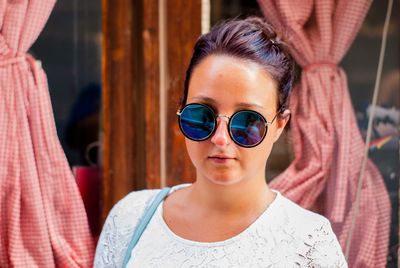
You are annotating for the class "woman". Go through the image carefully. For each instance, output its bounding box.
[94,17,347,267]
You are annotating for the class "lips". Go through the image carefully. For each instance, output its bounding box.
[209,154,234,159]
[208,154,236,164]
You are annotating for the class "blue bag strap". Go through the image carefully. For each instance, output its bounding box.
[121,187,171,268]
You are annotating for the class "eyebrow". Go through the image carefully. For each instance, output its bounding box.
[189,95,267,110]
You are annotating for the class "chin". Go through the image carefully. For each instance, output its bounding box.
[204,172,243,186]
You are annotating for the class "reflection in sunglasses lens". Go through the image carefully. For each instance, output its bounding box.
[231,111,265,146]
[181,105,215,140]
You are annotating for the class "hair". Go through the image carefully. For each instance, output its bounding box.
[181,17,295,117]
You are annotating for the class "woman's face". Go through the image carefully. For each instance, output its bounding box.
[185,55,289,186]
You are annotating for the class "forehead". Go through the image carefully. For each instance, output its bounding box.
[187,55,278,111]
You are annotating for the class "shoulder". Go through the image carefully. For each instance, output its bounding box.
[272,193,348,267]
[104,189,161,234]
[112,189,161,217]
[277,193,328,227]
[94,188,162,268]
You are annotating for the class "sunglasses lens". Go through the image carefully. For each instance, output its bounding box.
[179,104,215,140]
[230,111,266,147]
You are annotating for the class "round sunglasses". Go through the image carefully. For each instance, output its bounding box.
[176,103,278,148]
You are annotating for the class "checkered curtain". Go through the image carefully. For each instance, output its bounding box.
[0,1,94,267]
[258,0,391,267]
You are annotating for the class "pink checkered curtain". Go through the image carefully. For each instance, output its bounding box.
[0,1,94,267]
[258,0,391,267]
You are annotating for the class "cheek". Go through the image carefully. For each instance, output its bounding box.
[185,139,204,166]
[246,134,275,167]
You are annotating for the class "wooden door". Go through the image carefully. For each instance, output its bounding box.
[101,0,201,220]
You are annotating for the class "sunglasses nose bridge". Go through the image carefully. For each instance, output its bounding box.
[216,114,230,123]
[211,115,231,146]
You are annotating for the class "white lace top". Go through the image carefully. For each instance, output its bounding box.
[94,184,347,267]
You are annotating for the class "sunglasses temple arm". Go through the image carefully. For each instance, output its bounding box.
[267,110,286,125]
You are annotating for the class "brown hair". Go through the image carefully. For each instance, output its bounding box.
[182,17,294,114]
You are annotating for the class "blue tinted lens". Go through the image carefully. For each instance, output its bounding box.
[230,111,266,146]
[180,104,215,140]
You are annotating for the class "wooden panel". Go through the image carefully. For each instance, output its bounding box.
[101,0,201,220]
[102,0,135,219]
[130,0,147,191]
[101,0,151,219]
[143,0,161,189]
[165,0,202,186]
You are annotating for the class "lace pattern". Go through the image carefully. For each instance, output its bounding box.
[94,189,158,267]
[94,186,347,267]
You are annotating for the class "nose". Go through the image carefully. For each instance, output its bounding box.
[210,116,230,147]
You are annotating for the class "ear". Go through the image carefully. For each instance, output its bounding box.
[273,109,290,143]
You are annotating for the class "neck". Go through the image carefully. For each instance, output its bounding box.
[188,175,275,216]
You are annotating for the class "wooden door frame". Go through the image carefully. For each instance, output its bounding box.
[101,0,201,220]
